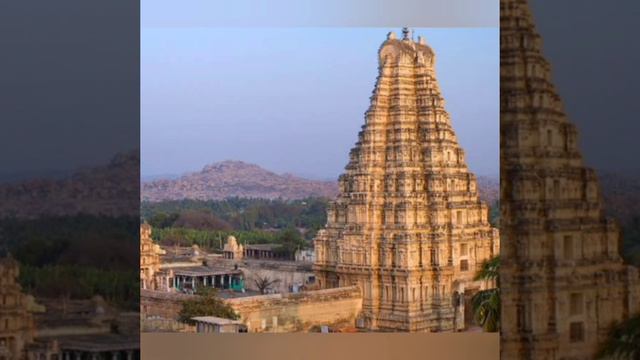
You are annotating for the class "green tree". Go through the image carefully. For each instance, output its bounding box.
[148,212,179,229]
[489,200,500,228]
[471,256,500,332]
[178,288,239,325]
[597,313,640,360]
[141,197,329,232]
[277,227,305,260]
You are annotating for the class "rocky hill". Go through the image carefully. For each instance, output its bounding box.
[0,151,139,218]
[142,161,339,202]
[476,175,499,206]
[143,160,500,204]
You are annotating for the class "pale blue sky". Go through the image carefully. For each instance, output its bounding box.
[142,27,498,180]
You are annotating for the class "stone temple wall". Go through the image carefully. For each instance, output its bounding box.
[140,286,362,333]
[140,290,191,321]
[227,286,362,332]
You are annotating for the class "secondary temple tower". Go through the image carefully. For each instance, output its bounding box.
[0,257,35,360]
[314,29,499,332]
[500,0,640,358]
[140,223,165,291]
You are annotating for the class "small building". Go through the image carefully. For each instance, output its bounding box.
[173,266,245,293]
[191,317,247,333]
[26,334,139,360]
[294,248,315,263]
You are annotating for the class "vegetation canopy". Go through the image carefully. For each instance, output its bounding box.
[178,287,240,325]
[471,256,500,332]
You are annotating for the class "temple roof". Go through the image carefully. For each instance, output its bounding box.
[245,244,280,251]
[379,29,434,64]
[191,316,244,325]
[173,266,242,277]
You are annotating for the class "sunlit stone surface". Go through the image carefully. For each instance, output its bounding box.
[314,29,499,332]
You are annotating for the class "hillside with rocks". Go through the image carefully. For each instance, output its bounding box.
[142,161,339,202]
[476,175,499,205]
[0,151,139,218]
[143,160,500,204]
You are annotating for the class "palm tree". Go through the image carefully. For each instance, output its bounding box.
[597,313,640,360]
[471,256,500,332]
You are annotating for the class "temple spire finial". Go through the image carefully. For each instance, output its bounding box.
[402,27,410,40]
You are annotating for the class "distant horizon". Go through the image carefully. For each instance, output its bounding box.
[140,158,501,182]
[5,153,640,185]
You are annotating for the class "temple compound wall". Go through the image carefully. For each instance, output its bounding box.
[141,286,362,333]
[226,286,362,332]
[140,290,191,321]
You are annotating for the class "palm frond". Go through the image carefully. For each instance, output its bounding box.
[471,288,500,332]
[474,255,500,282]
[597,314,640,360]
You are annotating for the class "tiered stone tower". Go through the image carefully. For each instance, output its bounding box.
[140,223,165,290]
[0,257,35,360]
[314,29,499,332]
[500,0,640,358]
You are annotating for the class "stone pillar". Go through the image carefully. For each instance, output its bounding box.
[126,351,134,360]
[92,352,99,360]
[111,351,119,360]
[75,352,82,360]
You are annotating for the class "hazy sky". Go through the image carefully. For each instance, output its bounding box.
[142,27,498,180]
[530,0,640,172]
[0,1,139,179]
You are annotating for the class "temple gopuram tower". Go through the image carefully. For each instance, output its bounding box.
[0,257,35,360]
[314,29,499,332]
[500,0,640,358]
[140,223,165,290]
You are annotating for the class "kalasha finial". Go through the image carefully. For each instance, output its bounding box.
[402,27,410,40]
